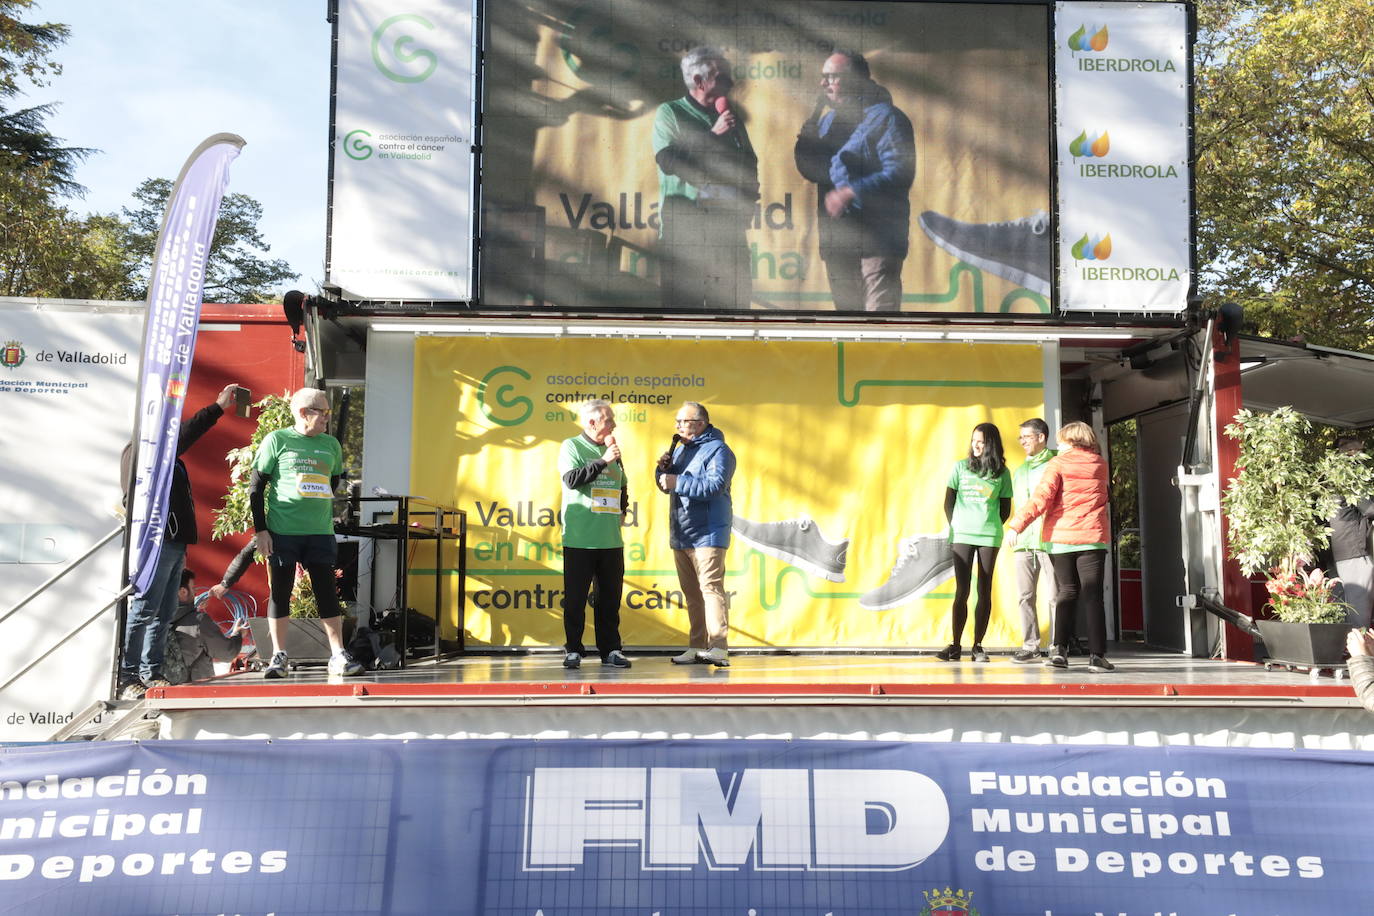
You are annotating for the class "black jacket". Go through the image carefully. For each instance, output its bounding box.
[1330,498,1374,562]
[122,402,224,545]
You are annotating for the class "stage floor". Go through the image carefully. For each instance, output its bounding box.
[166,642,1353,698]
[95,643,1372,747]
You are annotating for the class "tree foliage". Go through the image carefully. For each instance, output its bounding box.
[1196,0,1374,349]
[119,178,297,303]
[0,165,126,297]
[0,0,89,192]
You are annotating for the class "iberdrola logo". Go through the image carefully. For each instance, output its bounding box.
[1,339,25,369]
[1068,24,1109,52]
[1069,129,1110,159]
[1072,233,1113,261]
[921,886,979,916]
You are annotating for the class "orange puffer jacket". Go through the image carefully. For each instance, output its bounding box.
[1007,446,1110,545]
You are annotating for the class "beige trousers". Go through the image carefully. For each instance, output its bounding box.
[674,547,729,650]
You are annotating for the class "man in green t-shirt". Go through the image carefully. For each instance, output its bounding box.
[652,45,759,311]
[249,387,362,679]
[559,400,632,669]
[1011,418,1058,662]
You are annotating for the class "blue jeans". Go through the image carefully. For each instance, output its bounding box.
[120,541,186,683]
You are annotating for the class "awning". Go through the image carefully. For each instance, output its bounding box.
[1238,336,1374,428]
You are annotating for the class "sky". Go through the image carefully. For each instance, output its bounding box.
[26,0,331,300]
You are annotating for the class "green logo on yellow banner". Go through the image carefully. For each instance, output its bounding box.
[479,365,533,427]
[343,129,373,160]
[372,14,438,84]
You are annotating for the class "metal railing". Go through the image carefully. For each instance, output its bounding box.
[0,526,129,694]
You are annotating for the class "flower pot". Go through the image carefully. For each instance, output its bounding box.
[247,618,344,665]
[1254,619,1349,667]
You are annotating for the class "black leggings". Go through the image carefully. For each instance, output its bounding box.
[1049,549,1107,656]
[266,561,341,620]
[950,543,999,646]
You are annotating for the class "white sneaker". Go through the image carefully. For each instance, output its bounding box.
[327,650,364,677]
[699,647,729,667]
[263,651,289,679]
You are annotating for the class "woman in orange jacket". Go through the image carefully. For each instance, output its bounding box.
[1006,422,1113,672]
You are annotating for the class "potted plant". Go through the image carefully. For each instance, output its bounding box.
[1221,407,1373,665]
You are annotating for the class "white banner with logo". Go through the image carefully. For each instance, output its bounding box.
[0,301,141,741]
[1055,1,1190,312]
[329,0,476,301]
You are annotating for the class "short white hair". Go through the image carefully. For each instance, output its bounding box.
[681,46,727,89]
[290,387,328,412]
[579,398,612,421]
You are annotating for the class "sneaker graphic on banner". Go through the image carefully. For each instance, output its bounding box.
[858,535,956,610]
[918,209,1052,296]
[731,514,849,582]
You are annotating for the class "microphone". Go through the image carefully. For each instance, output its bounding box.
[657,434,681,474]
[605,434,623,467]
[714,97,741,148]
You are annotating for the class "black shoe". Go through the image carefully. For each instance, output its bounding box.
[1088,655,1115,673]
[1011,648,1039,663]
[604,650,632,668]
[1045,646,1068,668]
[934,644,961,661]
[562,651,581,669]
[970,645,989,663]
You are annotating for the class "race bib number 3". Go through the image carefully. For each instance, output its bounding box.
[590,487,621,514]
[297,473,333,498]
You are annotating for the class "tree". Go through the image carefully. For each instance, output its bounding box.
[1195,0,1374,350]
[0,165,126,298]
[0,0,90,193]
[118,177,298,303]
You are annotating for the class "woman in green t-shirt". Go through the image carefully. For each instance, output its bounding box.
[937,423,1012,663]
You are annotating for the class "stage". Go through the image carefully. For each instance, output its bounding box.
[89,644,1374,749]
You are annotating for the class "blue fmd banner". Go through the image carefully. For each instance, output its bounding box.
[0,739,1368,915]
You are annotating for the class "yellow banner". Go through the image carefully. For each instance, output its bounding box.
[410,336,1048,648]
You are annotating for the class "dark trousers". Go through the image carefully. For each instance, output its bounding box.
[562,546,624,660]
[659,197,752,311]
[1050,549,1108,656]
[950,542,999,646]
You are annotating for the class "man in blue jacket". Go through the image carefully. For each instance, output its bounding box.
[795,50,916,312]
[656,402,736,666]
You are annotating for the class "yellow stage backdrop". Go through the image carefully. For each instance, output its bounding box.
[409,336,1047,648]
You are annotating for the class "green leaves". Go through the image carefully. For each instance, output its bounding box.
[119,178,298,303]
[1221,406,1374,621]
[1196,0,1374,350]
[211,394,293,540]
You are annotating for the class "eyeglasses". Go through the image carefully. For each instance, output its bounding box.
[303,407,332,416]
[820,73,844,82]
[675,417,705,426]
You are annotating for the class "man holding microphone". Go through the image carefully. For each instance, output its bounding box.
[657,402,737,666]
[558,399,632,669]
